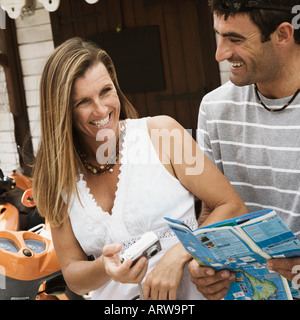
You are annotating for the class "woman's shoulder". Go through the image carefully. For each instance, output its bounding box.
[146,115,183,132]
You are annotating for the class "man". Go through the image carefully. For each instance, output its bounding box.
[188,0,300,300]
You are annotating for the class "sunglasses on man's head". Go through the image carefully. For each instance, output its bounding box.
[217,0,293,12]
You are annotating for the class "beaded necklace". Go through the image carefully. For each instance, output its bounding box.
[254,83,300,113]
[78,120,126,174]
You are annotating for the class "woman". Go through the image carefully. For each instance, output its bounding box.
[33,37,247,300]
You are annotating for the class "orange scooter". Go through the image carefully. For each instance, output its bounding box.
[0,228,62,300]
[0,170,42,231]
[0,169,83,300]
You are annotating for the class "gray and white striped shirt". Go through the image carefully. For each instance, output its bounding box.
[197,81,300,239]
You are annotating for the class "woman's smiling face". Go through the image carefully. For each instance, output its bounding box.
[72,62,121,150]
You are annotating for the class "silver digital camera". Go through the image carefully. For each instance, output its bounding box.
[120,231,162,265]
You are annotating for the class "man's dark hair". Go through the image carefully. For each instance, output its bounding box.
[208,0,300,44]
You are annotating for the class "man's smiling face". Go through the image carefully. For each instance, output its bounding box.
[213,12,283,87]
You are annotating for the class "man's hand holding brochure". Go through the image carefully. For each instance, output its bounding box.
[165,210,300,300]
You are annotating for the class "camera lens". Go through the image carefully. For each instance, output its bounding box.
[146,245,159,259]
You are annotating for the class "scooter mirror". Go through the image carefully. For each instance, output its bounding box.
[21,189,35,208]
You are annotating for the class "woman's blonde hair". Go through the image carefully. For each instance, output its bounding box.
[33,37,138,227]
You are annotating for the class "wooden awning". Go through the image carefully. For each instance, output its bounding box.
[0,0,100,19]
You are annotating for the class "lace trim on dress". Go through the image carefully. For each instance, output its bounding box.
[112,119,128,217]
[120,216,198,253]
[77,119,129,217]
[95,216,197,256]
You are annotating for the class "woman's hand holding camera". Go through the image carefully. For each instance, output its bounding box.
[102,243,148,284]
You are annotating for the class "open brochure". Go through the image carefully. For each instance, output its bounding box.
[165,209,300,300]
